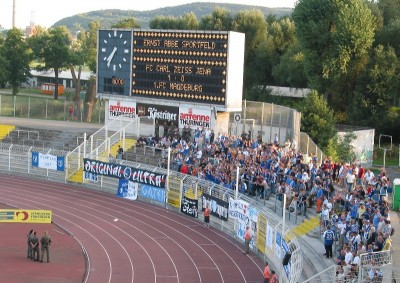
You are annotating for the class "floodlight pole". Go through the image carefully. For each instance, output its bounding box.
[383,148,386,169]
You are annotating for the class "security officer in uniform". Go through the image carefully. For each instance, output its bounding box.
[27,229,34,259]
[40,231,52,262]
[30,231,40,261]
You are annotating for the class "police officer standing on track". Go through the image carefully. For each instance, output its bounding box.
[27,229,34,259]
[30,231,40,261]
[40,231,52,263]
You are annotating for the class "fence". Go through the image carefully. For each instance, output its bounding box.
[299,132,326,164]
[0,140,302,283]
[229,100,302,146]
[0,94,105,124]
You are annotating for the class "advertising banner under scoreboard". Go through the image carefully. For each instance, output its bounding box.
[178,107,211,129]
[137,103,179,124]
[0,209,52,223]
[108,98,137,120]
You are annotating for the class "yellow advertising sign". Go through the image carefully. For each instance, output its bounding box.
[256,213,267,254]
[0,209,52,223]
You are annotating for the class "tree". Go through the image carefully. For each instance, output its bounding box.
[231,10,268,88]
[0,34,7,88]
[2,28,32,95]
[272,42,308,88]
[350,45,399,129]
[111,18,140,28]
[150,13,198,30]
[199,7,233,30]
[292,0,377,112]
[29,26,73,99]
[72,21,100,122]
[300,90,337,150]
[325,132,356,163]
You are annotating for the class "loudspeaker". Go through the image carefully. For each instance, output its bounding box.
[282,252,291,266]
[213,107,217,120]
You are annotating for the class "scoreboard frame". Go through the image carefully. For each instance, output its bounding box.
[97,29,245,112]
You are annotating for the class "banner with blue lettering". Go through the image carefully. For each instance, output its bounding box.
[117,179,138,200]
[83,158,166,188]
[141,185,166,203]
[31,152,65,171]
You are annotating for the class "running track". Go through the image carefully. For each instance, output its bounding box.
[0,175,264,283]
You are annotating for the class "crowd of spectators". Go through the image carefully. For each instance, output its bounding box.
[136,124,394,281]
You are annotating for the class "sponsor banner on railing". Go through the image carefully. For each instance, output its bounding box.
[256,213,267,254]
[108,98,137,120]
[179,107,211,129]
[83,158,166,188]
[201,193,228,221]
[117,179,138,200]
[180,195,198,218]
[276,232,291,279]
[32,152,65,171]
[0,209,52,223]
[141,185,166,203]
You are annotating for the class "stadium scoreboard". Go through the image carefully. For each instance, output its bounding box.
[97,29,245,109]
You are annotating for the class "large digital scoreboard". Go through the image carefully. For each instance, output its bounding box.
[97,29,245,110]
[132,30,228,105]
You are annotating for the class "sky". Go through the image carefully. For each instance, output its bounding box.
[0,0,296,30]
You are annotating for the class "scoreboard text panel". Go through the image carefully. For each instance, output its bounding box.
[132,31,229,105]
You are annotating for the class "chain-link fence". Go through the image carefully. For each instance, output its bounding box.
[229,100,302,147]
[0,94,105,124]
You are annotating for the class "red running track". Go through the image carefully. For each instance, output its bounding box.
[0,175,264,283]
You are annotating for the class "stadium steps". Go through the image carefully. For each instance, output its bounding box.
[67,138,137,183]
[68,168,84,183]
[0,125,16,140]
[289,216,320,240]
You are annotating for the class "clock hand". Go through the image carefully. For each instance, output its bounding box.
[106,47,117,67]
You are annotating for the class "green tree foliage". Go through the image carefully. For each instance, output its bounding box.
[0,34,7,88]
[2,28,32,95]
[325,132,356,164]
[375,18,400,57]
[111,18,141,28]
[272,42,307,88]
[231,10,268,88]
[300,90,337,150]
[293,0,376,112]
[150,13,199,30]
[351,45,399,130]
[29,26,73,99]
[377,0,400,26]
[199,7,233,30]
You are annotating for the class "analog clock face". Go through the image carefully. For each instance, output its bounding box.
[100,30,130,72]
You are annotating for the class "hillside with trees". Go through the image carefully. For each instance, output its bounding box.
[52,3,292,33]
